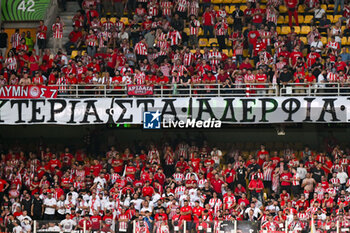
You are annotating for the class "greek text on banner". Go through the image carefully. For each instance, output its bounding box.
[0,97,349,124]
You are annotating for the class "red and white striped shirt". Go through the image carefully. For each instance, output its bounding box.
[189,20,200,35]
[135,42,148,55]
[209,198,223,215]
[115,21,125,32]
[176,0,189,12]
[173,173,184,183]
[148,2,159,16]
[160,1,173,16]
[266,8,278,24]
[86,34,97,47]
[11,33,21,48]
[244,74,255,83]
[183,52,195,67]
[208,51,222,66]
[169,30,182,46]
[297,212,309,221]
[135,72,146,84]
[189,0,199,16]
[52,22,64,38]
[223,195,235,209]
[5,57,17,71]
[214,22,228,36]
[263,164,274,181]
[260,31,272,46]
[174,186,186,196]
[327,72,338,82]
[103,21,115,31]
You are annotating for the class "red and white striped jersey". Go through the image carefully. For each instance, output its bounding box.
[198,178,207,188]
[176,0,189,12]
[160,1,173,16]
[11,33,22,48]
[86,34,97,47]
[189,0,199,16]
[223,195,236,209]
[98,31,110,48]
[183,52,195,67]
[297,212,309,221]
[148,2,159,16]
[169,30,182,46]
[135,42,148,55]
[208,51,222,66]
[326,41,340,51]
[52,22,64,38]
[135,72,146,84]
[103,21,115,31]
[262,164,274,181]
[266,8,278,24]
[244,74,255,83]
[260,30,271,46]
[327,72,338,82]
[261,221,279,231]
[115,21,125,32]
[173,173,184,183]
[172,65,187,76]
[216,9,227,18]
[209,198,223,215]
[274,41,285,56]
[118,214,129,231]
[214,22,228,36]
[5,57,17,71]
[292,174,300,186]
[189,20,200,35]
[175,186,186,196]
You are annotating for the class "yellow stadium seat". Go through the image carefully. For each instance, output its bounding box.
[279,5,287,13]
[300,37,307,44]
[229,5,235,14]
[223,0,232,3]
[298,5,305,13]
[82,50,86,55]
[225,5,230,13]
[304,15,313,24]
[294,26,301,34]
[209,38,218,45]
[281,26,291,35]
[227,16,234,24]
[190,49,196,54]
[184,28,190,36]
[341,37,347,45]
[333,15,342,23]
[298,15,304,24]
[243,49,249,57]
[321,4,327,11]
[211,0,223,3]
[100,17,106,24]
[347,37,350,45]
[276,26,281,34]
[284,15,289,24]
[198,28,203,36]
[342,26,346,31]
[199,38,208,47]
[213,5,219,11]
[223,49,229,56]
[71,50,78,59]
[228,49,233,57]
[277,16,284,24]
[240,5,247,11]
[301,26,311,34]
[120,17,129,25]
[232,0,241,3]
[321,37,328,45]
[261,0,267,3]
[110,17,116,23]
[327,15,333,23]
[327,4,335,12]
[261,5,266,9]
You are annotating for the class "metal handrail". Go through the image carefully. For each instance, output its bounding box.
[13,82,348,98]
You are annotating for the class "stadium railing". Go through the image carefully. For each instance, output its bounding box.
[46,83,349,98]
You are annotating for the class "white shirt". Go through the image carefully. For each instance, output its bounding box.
[337,172,348,184]
[130,199,143,211]
[47,226,61,232]
[60,219,76,232]
[317,74,326,88]
[44,198,57,215]
[310,41,323,53]
[314,8,325,19]
[56,200,65,215]
[13,225,23,233]
[244,206,261,218]
[297,167,307,180]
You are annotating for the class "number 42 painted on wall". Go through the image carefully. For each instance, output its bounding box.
[18,0,35,12]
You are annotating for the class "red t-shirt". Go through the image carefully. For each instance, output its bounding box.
[280,172,292,186]
[180,206,192,221]
[211,179,224,193]
[0,179,7,192]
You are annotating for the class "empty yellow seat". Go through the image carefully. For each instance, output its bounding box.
[279,5,287,13]
[327,4,335,12]
[190,49,196,54]
[347,37,350,45]
[301,26,311,34]
[232,0,241,3]
[71,50,78,59]
[294,26,301,34]
[199,28,203,36]
[298,5,305,13]
[333,15,342,23]
[341,37,347,45]
[298,15,304,24]
[229,5,235,14]
[213,5,219,11]
[276,26,281,34]
[227,16,234,24]
[184,28,190,36]
[321,4,327,11]
[277,16,284,24]
[110,17,116,23]
[281,26,291,35]
[225,5,230,13]
[199,38,208,47]
[327,15,333,22]
[223,0,232,3]
[300,37,307,44]
[211,0,223,3]
[304,15,313,24]
[240,5,247,11]
[120,17,129,25]
[209,38,218,45]
[321,37,328,45]
[100,17,106,24]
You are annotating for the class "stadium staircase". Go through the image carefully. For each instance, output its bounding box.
[47,1,80,50]
[69,1,345,60]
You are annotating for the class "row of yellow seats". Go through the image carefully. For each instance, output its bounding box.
[71,50,86,59]
[100,17,129,25]
[277,15,342,25]
[198,38,233,47]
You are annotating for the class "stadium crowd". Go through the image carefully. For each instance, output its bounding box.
[1,0,350,94]
[0,136,350,233]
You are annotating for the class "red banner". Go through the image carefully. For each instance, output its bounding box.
[127,85,154,96]
[0,85,58,99]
